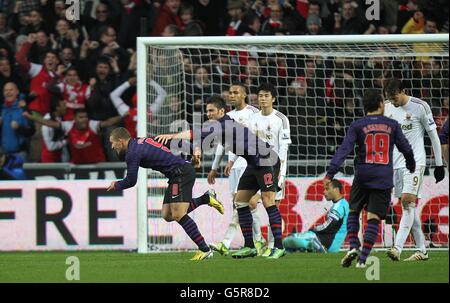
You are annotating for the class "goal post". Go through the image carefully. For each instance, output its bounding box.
[136,34,449,253]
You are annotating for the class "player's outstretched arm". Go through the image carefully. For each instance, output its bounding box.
[22,111,61,129]
[113,157,140,190]
[326,123,357,180]
[155,130,192,145]
[100,116,123,129]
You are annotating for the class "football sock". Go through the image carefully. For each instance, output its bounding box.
[237,206,255,248]
[222,209,239,248]
[178,214,209,252]
[267,227,274,249]
[394,205,414,253]
[266,205,283,249]
[188,192,209,213]
[359,219,379,264]
[411,207,427,253]
[347,212,360,250]
[251,208,262,242]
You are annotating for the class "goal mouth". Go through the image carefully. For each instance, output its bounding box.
[136,34,449,253]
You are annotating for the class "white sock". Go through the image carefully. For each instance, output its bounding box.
[251,209,262,242]
[222,208,239,248]
[411,207,427,253]
[267,226,274,249]
[394,205,415,253]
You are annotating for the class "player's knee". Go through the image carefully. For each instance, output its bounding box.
[234,201,249,209]
[261,194,275,207]
[367,212,380,222]
[401,194,416,207]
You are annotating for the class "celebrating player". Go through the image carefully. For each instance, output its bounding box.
[207,82,265,256]
[283,179,349,253]
[248,82,292,256]
[106,127,224,261]
[325,89,415,268]
[156,94,286,259]
[384,78,445,262]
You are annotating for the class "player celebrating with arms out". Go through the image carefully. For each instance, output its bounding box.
[207,82,265,256]
[107,127,224,261]
[384,78,445,262]
[326,89,415,268]
[156,93,286,259]
[248,82,292,257]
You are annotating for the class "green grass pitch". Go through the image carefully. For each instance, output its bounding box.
[0,250,447,283]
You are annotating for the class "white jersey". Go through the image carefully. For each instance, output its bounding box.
[226,104,259,169]
[248,109,292,176]
[384,96,437,169]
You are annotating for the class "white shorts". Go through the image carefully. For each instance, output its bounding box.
[394,166,425,198]
[229,166,246,194]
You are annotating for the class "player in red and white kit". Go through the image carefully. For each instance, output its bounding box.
[110,78,166,138]
[25,109,122,164]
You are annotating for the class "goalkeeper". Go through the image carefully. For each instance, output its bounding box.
[283,179,349,253]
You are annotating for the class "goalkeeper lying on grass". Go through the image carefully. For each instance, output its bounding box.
[283,179,349,253]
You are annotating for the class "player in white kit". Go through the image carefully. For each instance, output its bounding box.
[384,79,445,261]
[247,82,292,257]
[207,82,265,255]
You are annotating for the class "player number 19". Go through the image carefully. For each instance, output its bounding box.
[364,133,389,165]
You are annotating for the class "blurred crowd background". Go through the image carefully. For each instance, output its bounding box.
[0,0,448,179]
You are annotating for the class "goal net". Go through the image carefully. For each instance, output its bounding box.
[136,34,449,253]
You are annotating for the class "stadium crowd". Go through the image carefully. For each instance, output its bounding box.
[0,0,448,174]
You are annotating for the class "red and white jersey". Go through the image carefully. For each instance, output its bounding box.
[41,113,65,163]
[61,120,106,164]
[28,63,56,115]
[58,81,91,120]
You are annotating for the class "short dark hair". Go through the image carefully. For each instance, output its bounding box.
[329,179,343,193]
[308,0,321,9]
[74,108,88,116]
[111,127,131,140]
[384,78,405,98]
[257,82,277,98]
[362,89,383,113]
[206,95,227,110]
[230,81,248,95]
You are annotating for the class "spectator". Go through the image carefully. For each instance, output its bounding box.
[192,0,225,36]
[27,30,51,64]
[260,2,286,35]
[50,19,80,53]
[226,0,246,36]
[0,82,34,159]
[24,108,122,164]
[19,9,48,35]
[162,24,181,37]
[401,9,425,34]
[0,56,25,95]
[15,33,59,116]
[188,66,217,111]
[85,57,121,161]
[40,95,68,163]
[333,1,369,34]
[110,77,167,138]
[0,147,26,180]
[151,0,182,36]
[305,14,324,35]
[237,11,261,35]
[82,2,118,42]
[0,12,15,46]
[48,66,91,121]
[179,2,195,32]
